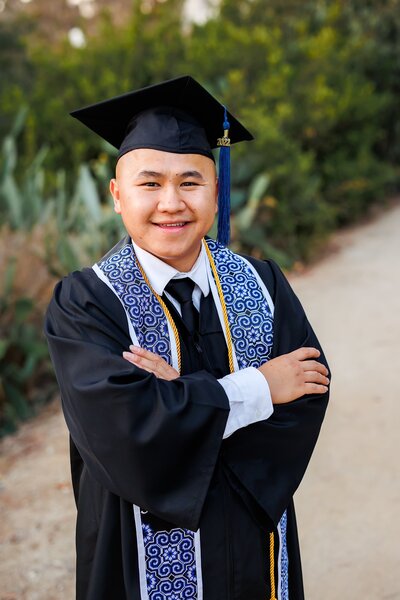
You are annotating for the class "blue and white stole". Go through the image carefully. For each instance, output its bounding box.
[93,237,289,600]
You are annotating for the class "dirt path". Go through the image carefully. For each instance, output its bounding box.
[0,401,75,600]
[1,202,399,599]
[292,202,400,599]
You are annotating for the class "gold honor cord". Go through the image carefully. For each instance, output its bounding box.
[202,239,235,374]
[269,532,277,600]
[135,240,277,598]
[134,239,236,375]
[135,258,182,373]
[204,240,278,600]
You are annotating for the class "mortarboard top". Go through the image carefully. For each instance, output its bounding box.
[70,75,253,161]
[70,75,254,245]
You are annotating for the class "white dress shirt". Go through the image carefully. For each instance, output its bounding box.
[132,241,274,438]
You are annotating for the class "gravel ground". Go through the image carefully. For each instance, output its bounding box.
[1,202,399,599]
[0,401,75,600]
[292,202,400,599]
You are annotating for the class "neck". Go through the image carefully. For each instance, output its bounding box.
[160,252,201,273]
[133,241,203,273]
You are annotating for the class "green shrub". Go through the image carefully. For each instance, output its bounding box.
[0,0,399,434]
[0,117,124,436]
[0,256,53,436]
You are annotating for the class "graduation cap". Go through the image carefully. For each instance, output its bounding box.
[70,75,254,246]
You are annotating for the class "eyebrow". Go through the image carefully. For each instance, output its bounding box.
[136,170,163,178]
[180,170,205,180]
[135,170,205,180]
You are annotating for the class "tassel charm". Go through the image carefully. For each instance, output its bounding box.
[217,129,231,146]
[217,107,231,246]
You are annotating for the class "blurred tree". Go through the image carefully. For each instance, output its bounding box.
[186,0,397,250]
[0,0,398,260]
[1,0,399,431]
[20,0,187,171]
[0,17,35,141]
[342,0,400,166]
[1,0,133,42]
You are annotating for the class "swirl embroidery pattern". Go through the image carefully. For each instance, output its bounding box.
[142,522,198,600]
[280,511,289,600]
[205,239,274,369]
[98,243,173,364]
[206,239,289,599]
[98,238,288,599]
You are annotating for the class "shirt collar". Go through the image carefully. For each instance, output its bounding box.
[131,240,210,297]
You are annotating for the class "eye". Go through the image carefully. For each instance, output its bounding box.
[140,181,160,187]
[181,181,199,187]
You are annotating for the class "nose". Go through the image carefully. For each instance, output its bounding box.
[157,183,185,212]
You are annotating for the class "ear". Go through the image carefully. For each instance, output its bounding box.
[110,178,121,214]
[215,177,219,214]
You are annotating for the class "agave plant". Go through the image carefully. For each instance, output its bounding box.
[0,110,125,436]
[232,172,291,267]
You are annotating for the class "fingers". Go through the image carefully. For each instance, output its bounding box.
[293,348,330,381]
[122,345,179,380]
[292,349,329,395]
[123,350,178,380]
[303,382,329,395]
[303,370,330,386]
[128,345,160,362]
[301,360,329,376]
[292,347,321,361]
[123,350,160,372]
[125,346,163,372]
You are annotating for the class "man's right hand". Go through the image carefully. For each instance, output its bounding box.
[258,347,330,405]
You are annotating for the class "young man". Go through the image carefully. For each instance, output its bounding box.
[45,76,330,600]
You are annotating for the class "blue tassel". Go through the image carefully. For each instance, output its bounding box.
[217,108,231,246]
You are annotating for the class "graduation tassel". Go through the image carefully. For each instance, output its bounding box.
[217,107,231,246]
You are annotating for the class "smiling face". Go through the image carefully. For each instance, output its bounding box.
[110,148,218,272]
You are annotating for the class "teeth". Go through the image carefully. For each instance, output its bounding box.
[160,223,185,227]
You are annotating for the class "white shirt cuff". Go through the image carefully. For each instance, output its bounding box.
[218,367,273,439]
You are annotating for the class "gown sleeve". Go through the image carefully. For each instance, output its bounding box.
[221,258,330,527]
[44,268,229,531]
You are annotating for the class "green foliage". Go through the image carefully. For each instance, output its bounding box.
[0,18,35,144]
[0,117,124,436]
[9,0,187,172]
[1,0,398,263]
[0,111,125,271]
[0,261,51,436]
[0,0,399,434]
[187,0,397,259]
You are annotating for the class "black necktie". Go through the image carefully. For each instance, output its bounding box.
[165,278,198,333]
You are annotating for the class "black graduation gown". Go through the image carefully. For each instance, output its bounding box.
[44,253,330,600]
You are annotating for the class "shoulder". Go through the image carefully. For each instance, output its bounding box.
[52,235,131,306]
[51,267,107,305]
[47,267,125,325]
[45,266,132,349]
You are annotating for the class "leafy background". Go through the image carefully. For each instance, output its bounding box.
[0,0,399,435]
